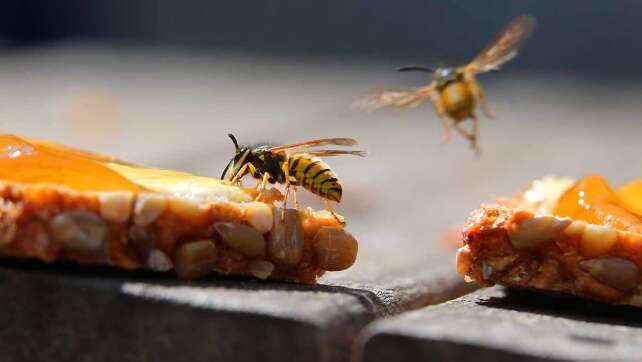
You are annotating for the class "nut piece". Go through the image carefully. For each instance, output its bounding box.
[51,211,108,256]
[579,256,640,291]
[564,220,587,238]
[214,222,265,257]
[174,240,218,280]
[169,198,206,219]
[509,215,571,249]
[134,193,167,226]
[268,208,304,266]
[98,191,133,223]
[243,202,274,233]
[456,245,473,277]
[313,227,358,271]
[248,260,275,279]
[580,224,618,258]
[146,249,173,272]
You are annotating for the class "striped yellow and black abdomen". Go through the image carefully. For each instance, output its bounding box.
[288,153,342,202]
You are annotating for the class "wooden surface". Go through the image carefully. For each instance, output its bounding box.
[359,287,642,362]
[1,45,642,361]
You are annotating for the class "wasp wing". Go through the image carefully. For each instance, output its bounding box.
[303,150,367,157]
[463,14,535,74]
[268,138,358,153]
[352,86,433,111]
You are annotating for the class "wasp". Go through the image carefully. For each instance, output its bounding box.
[221,134,366,222]
[355,14,535,154]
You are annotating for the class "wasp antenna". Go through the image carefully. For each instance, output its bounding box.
[228,134,240,152]
[396,65,434,73]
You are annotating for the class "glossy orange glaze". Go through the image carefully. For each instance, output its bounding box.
[554,175,642,232]
[0,134,140,192]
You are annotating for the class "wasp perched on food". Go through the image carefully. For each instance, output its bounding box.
[354,14,535,154]
[221,134,366,222]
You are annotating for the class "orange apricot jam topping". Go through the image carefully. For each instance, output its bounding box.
[553,175,642,233]
[0,134,140,192]
[0,134,252,203]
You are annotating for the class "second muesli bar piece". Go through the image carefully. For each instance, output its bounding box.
[457,176,642,306]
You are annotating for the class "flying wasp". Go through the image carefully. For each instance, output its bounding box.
[355,14,535,154]
[221,134,366,222]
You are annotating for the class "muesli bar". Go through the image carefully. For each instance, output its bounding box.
[457,177,642,305]
[0,181,358,283]
[0,134,358,283]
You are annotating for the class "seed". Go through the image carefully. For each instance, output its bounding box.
[134,193,167,226]
[248,260,275,279]
[268,208,304,266]
[128,225,154,259]
[508,215,571,249]
[214,222,265,257]
[51,211,108,256]
[243,202,274,233]
[580,256,640,291]
[174,240,218,280]
[146,249,173,272]
[98,191,133,223]
[313,227,358,271]
[580,224,618,258]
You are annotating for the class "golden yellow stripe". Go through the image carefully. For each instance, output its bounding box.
[289,154,341,201]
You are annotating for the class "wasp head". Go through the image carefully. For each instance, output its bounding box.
[433,67,459,88]
[221,134,253,181]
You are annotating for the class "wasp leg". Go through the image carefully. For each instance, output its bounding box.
[280,160,292,221]
[468,75,495,119]
[453,116,481,155]
[254,172,271,201]
[282,185,291,221]
[229,164,246,185]
[471,114,481,155]
[230,162,259,186]
[230,163,249,185]
[324,199,345,225]
[293,186,299,210]
[430,92,452,144]
[439,118,453,145]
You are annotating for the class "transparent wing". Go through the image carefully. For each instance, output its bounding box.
[268,138,358,153]
[352,85,433,111]
[303,149,367,157]
[464,14,535,74]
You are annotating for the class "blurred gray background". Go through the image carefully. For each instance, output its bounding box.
[2,1,641,76]
[0,1,640,284]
